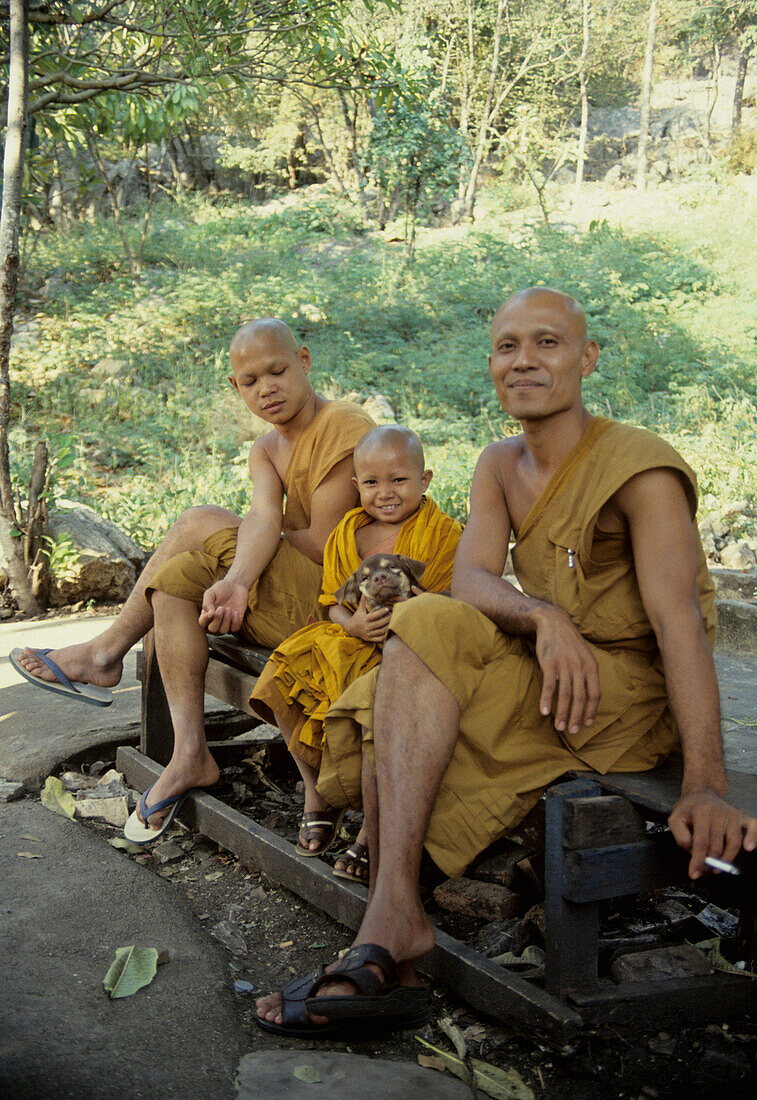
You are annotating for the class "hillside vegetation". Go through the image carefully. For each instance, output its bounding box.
[10,176,757,550]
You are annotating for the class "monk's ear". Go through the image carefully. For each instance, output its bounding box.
[581,340,599,379]
[398,557,426,582]
[335,573,361,605]
[298,345,312,374]
[421,468,432,492]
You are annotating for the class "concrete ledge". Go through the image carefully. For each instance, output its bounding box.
[715,599,757,655]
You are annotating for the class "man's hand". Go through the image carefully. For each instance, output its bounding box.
[198,578,250,635]
[344,595,392,645]
[668,788,757,880]
[534,605,601,735]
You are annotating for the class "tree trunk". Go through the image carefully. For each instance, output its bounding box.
[574,0,591,200]
[635,0,657,191]
[732,46,749,132]
[705,44,720,153]
[0,0,38,615]
[463,0,505,218]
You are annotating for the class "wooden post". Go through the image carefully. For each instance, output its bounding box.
[139,630,174,765]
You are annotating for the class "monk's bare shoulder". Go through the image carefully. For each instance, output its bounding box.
[476,436,525,490]
[248,432,286,484]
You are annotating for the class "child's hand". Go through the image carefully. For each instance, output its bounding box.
[344,594,392,644]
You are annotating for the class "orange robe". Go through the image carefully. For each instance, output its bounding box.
[250,497,462,768]
[146,401,373,648]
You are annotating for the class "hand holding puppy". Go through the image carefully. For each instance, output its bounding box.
[344,594,393,644]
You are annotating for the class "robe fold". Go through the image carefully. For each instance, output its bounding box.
[145,401,373,648]
[318,417,717,878]
[250,496,463,768]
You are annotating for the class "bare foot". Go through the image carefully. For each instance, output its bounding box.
[138,749,220,829]
[19,643,123,688]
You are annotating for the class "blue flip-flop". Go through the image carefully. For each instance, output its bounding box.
[9,648,113,707]
[123,783,198,845]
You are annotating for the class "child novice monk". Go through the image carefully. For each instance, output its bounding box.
[251,426,462,876]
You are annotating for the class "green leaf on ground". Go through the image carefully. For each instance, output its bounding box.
[416,1038,535,1099]
[693,938,756,977]
[40,776,76,819]
[293,1065,322,1083]
[103,946,159,999]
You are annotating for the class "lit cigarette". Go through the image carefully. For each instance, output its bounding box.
[704,856,741,876]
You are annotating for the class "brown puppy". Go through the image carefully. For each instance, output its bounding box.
[335,553,426,611]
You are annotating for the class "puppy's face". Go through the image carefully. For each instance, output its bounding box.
[335,554,426,610]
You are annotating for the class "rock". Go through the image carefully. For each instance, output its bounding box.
[604,164,623,185]
[92,358,128,378]
[210,920,247,956]
[651,158,670,180]
[611,944,713,983]
[716,598,757,654]
[153,840,184,865]
[0,780,25,803]
[361,394,396,424]
[472,850,523,888]
[720,540,757,571]
[236,1052,471,1099]
[60,770,98,791]
[473,918,519,958]
[701,532,717,558]
[433,877,521,920]
[87,760,110,778]
[74,794,130,826]
[709,566,757,601]
[47,500,147,606]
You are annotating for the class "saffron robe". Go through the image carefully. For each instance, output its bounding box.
[250,496,463,768]
[318,418,717,877]
[146,401,374,649]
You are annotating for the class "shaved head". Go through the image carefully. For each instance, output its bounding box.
[230,318,300,359]
[492,288,587,344]
[354,425,425,474]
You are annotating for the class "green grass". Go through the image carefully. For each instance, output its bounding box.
[10,181,757,546]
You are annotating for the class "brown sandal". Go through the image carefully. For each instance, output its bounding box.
[333,842,369,883]
[296,808,345,858]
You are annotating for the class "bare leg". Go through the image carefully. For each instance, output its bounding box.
[136,590,220,828]
[268,698,337,853]
[18,505,241,687]
[256,636,460,1024]
[334,752,373,883]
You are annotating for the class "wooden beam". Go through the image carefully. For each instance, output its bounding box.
[562,835,688,903]
[562,795,646,849]
[116,746,582,1039]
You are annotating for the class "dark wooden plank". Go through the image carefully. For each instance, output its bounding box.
[588,764,757,819]
[204,660,259,716]
[139,631,174,765]
[562,796,646,849]
[569,974,757,1030]
[116,746,582,1039]
[207,635,271,675]
[544,779,602,996]
[562,835,688,902]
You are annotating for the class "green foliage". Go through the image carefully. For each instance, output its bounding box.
[720,128,757,175]
[10,179,756,550]
[41,533,81,581]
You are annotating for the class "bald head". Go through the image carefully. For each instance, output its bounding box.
[230,318,300,359]
[354,425,425,475]
[492,288,587,345]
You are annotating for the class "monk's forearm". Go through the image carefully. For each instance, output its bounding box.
[655,605,726,796]
[282,527,324,564]
[224,511,281,590]
[452,567,558,636]
[329,604,352,627]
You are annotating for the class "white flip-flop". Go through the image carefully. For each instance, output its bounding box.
[124,784,198,845]
[9,648,113,707]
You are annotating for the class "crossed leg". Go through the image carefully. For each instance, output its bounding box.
[256,635,460,1025]
[17,505,241,689]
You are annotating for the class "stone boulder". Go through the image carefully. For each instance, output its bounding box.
[361,394,396,423]
[47,500,147,606]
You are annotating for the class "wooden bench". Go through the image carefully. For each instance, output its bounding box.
[120,630,757,1036]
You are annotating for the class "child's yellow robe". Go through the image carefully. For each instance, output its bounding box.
[250,496,462,768]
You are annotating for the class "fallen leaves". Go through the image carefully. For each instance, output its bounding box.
[417,1022,535,1100]
[40,776,76,819]
[103,945,159,999]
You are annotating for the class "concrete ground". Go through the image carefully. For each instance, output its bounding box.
[1,614,756,1098]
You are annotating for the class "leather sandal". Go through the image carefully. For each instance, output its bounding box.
[304,943,431,1026]
[333,842,369,883]
[296,807,345,857]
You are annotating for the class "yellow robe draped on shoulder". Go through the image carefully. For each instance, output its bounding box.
[250,497,462,768]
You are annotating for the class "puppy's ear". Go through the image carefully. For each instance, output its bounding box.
[335,572,362,605]
[397,556,426,583]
